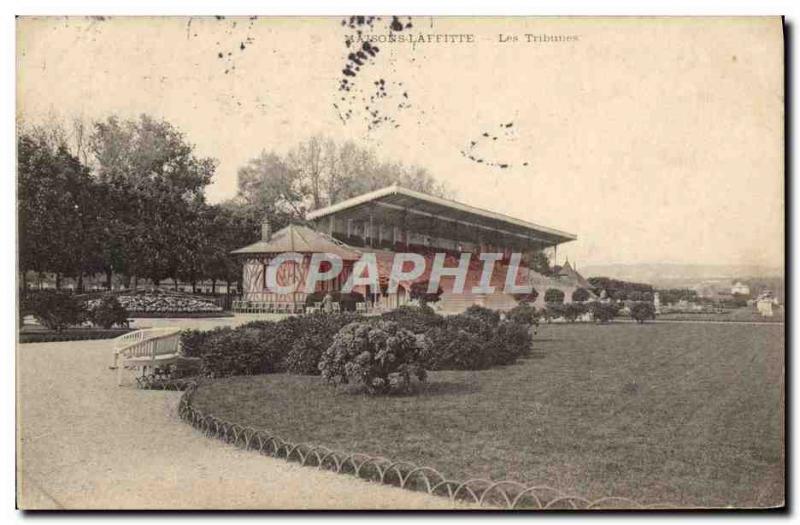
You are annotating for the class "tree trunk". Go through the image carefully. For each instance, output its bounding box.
[174,278,179,291]
[55,273,61,290]
[211,279,216,295]
[133,275,139,290]
[192,280,197,294]
[77,272,84,293]
[105,269,113,290]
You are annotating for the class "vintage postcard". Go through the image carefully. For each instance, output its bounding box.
[15,16,784,510]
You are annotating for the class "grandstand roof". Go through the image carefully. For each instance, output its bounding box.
[306,184,576,246]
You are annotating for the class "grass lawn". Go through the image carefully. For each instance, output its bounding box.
[191,322,784,508]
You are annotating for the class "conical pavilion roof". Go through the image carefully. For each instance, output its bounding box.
[230,224,361,260]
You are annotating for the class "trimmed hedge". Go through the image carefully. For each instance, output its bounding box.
[181,304,536,379]
[19,327,134,343]
[379,304,444,332]
[182,312,363,377]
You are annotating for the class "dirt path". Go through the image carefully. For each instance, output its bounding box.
[16,329,460,510]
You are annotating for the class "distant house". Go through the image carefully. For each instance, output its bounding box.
[731,281,751,296]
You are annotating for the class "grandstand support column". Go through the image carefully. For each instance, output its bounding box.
[369,207,374,248]
[403,209,409,250]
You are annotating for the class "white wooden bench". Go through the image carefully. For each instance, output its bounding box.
[112,327,182,386]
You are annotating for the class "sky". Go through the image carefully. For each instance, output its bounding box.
[16,16,784,268]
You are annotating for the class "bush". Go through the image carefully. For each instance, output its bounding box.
[507,303,540,326]
[425,310,531,370]
[426,327,491,370]
[380,304,444,333]
[544,288,565,304]
[490,321,533,365]
[282,312,363,375]
[463,305,501,326]
[572,287,591,303]
[630,301,656,323]
[28,290,87,331]
[562,302,588,323]
[87,295,129,329]
[319,321,432,394]
[544,303,565,321]
[590,302,620,323]
[183,313,364,378]
[180,327,230,358]
[200,327,269,377]
[447,311,496,340]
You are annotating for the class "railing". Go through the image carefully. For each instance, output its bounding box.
[113,327,182,385]
[172,380,670,509]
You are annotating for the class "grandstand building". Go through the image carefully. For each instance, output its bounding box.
[232,184,591,312]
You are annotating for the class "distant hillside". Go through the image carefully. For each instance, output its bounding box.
[580,263,784,288]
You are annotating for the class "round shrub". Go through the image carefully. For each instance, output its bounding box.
[446,311,496,340]
[490,321,533,364]
[88,295,129,329]
[28,290,87,331]
[319,321,432,394]
[544,288,565,304]
[630,301,656,323]
[426,327,491,370]
[507,303,540,326]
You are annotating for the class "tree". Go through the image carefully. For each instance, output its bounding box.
[630,302,656,323]
[235,150,306,228]
[90,114,216,287]
[572,287,591,302]
[239,137,450,216]
[18,131,104,291]
[525,250,552,275]
[590,302,620,323]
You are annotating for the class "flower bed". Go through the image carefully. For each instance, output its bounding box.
[87,290,224,315]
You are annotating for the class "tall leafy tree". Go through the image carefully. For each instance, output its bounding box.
[90,114,216,286]
[18,131,103,290]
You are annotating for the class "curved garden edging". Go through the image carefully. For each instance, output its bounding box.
[166,379,674,510]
